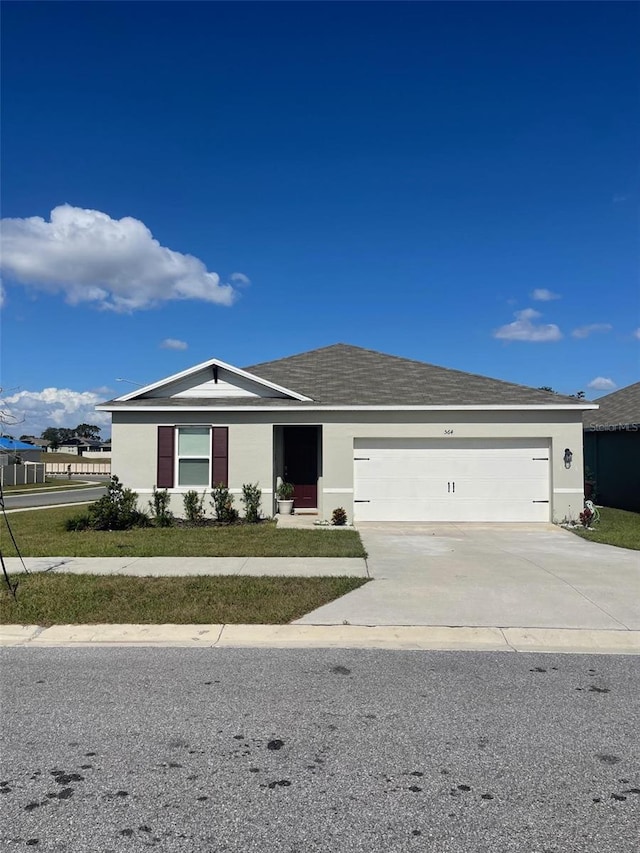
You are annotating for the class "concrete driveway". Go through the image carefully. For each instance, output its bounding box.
[296,523,640,630]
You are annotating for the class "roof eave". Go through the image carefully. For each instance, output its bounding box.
[97,402,596,413]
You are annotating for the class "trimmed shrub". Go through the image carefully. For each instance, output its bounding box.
[183,490,207,524]
[211,483,238,523]
[241,483,262,523]
[331,507,348,526]
[149,486,174,527]
[579,507,594,528]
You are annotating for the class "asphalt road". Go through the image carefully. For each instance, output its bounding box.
[2,484,106,511]
[1,649,638,852]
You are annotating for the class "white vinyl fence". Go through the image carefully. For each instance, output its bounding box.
[1,462,46,487]
[45,461,111,476]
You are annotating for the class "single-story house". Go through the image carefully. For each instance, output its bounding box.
[53,437,104,455]
[583,381,640,513]
[97,344,596,523]
[20,437,51,451]
[78,440,112,456]
[0,436,42,463]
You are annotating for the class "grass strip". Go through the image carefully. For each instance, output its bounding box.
[41,453,111,463]
[0,573,368,626]
[1,506,367,558]
[3,480,96,494]
[571,506,640,550]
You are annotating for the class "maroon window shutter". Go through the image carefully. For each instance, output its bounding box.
[211,427,228,487]
[157,426,175,488]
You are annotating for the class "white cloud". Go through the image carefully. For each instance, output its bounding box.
[587,377,617,392]
[494,308,563,342]
[0,204,242,312]
[160,338,188,350]
[572,323,613,339]
[634,328,640,340]
[230,272,251,286]
[0,387,111,439]
[531,288,560,301]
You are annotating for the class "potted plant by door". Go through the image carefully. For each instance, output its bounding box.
[276,481,295,515]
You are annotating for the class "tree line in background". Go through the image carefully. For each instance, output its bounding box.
[539,387,586,398]
[18,423,105,449]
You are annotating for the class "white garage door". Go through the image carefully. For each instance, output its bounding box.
[354,438,550,522]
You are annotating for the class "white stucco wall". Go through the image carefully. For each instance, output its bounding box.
[110,408,585,522]
[319,410,584,523]
[111,412,273,518]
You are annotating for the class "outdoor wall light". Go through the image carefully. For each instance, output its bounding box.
[564,448,573,469]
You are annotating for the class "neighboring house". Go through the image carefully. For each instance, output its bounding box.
[583,381,640,513]
[54,437,103,455]
[0,437,42,463]
[83,440,112,457]
[20,437,51,452]
[97,344,595,523]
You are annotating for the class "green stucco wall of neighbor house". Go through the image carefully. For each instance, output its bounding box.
[584,429,640,513]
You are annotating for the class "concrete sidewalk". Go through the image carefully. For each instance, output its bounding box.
[3,524,638,654]
[2,555,368,578]
[2,623,639,654]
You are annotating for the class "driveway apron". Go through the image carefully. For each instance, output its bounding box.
[296,523,640,629]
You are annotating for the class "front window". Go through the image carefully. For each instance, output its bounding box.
[177,427,210,486]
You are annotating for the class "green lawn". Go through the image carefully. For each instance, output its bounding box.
[1,505,367,558]
[44,452,110,463]
[0,573,367,625]
[572,506,640,550]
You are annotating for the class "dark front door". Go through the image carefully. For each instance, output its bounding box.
[283,426,319,509]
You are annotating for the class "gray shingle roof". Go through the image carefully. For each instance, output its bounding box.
[583,382,640,428]
[101,344,590,409]
[245,344,584,406]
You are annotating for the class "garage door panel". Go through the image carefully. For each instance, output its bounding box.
[357,476,446,500]
[354,498,549,523]
[357,456,452,479]
[453,476,548,501]
[353,439,550,522]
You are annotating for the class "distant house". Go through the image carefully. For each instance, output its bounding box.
[55,437,103,455]
[0,437,42,463]
[583,382,640,512]
[20,437,51,452]
[82,440,111,456]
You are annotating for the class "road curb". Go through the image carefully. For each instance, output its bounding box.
[1,624,639,654]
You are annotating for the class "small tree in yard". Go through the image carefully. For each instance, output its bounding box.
[149,486,174,527]
[66,475,148,531]
[210,483,238,523]
[89,476,149,530]
[183,490,207,524]
[241,483,262,523]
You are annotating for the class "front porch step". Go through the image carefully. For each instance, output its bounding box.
[275,513,320,529]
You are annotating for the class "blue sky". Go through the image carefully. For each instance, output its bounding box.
[1,1,638,439]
